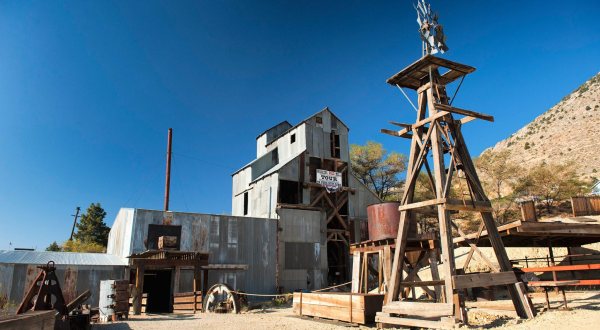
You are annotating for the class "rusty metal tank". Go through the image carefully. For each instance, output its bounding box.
[367,202,401,241]
[367,202,418,241]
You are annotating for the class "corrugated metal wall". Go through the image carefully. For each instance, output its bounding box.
[0,264,126,307]
[108,209,278,298]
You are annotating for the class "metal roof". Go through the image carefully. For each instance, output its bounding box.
[0,250,128,266]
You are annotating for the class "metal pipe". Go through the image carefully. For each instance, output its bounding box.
[164,128,173,211]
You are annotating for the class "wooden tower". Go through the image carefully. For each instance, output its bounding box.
[374,55,536,328]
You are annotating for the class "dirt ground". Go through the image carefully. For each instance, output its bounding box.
[93,291,600,330]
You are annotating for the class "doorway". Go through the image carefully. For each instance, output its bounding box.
[143,270,172,313]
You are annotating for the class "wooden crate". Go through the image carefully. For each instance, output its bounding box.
[173,291,203,313]
[292,292,384,325]
[158,236,178,250]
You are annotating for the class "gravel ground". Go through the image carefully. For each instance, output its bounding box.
[93,291,600,330]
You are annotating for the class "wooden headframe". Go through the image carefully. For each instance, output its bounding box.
[376,55,535,329]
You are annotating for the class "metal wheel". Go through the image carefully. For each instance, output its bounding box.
[203,283,240,313]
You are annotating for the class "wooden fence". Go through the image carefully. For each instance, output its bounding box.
[571,197,600,216]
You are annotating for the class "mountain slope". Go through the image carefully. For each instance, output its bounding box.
[484,72,600,181]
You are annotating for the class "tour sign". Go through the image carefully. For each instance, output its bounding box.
[316,169,342,193]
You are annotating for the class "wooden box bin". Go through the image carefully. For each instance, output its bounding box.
[292,292,384,325]
[173,291,203,313]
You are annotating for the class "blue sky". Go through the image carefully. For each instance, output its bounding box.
[0,1,598,250]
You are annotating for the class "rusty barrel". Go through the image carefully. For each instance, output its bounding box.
[367,202,401,241]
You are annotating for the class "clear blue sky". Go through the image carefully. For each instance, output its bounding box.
[1,1,598,250]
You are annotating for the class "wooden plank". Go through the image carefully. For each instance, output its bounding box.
[382,301,453,318]
[452,272,517,290]
[380,128,412,139]
[376,312,454,330]
[433,103,494,122]
[352,252,361,293]
[397,198,445,212]
[444,199,493,212]
[398,280,445,287]
[527,280,579,287]
[173,296,202,304]
[389,121,412,128]
[522,263,600,272]
[293,292,368,309]
[173,303,203,310]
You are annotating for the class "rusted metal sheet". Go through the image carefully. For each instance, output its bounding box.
[367,202,401,241]
[62,266,78,304]
[22,265,38,298]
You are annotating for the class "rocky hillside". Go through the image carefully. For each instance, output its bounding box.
[484,72,600,181]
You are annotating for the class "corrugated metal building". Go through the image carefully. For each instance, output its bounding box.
[231,108,380,291]
[107,208,277,306]
[0,250,127,307]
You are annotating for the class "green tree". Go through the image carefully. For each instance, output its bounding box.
[350,141,407,200]
[45,241,61,251]
[72,203,110,247]
[61,239,105,253]
[475,150,524,224]
[514,163,587,214]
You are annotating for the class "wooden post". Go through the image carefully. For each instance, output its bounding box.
[133,265,145,315]
[427,87,456,309]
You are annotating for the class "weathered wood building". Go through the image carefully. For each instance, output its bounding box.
[231,108,380,290]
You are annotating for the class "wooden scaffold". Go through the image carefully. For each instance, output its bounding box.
[374,2,536,328]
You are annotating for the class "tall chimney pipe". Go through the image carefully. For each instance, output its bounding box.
[164,128,172,211]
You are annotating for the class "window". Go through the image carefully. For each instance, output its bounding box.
[271,149,279,164]
[279,180,302,204]
[290,133,296,144]
[330,132,341,158]
[243,192,249,215]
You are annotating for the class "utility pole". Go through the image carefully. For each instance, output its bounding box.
[69,207,81,240]
[164,128,173,211]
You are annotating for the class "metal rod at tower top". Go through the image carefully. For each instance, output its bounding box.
[164,128,173,211]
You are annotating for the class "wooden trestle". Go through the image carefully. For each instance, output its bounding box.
[374,55,536,329]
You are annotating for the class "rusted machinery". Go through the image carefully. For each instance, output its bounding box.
[16,261,91,330]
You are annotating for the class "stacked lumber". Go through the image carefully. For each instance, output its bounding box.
[113,280,129,319]
[292,292,384,325]
[173,291,203,313]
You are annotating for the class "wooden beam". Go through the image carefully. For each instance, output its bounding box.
[376,313,455,330]
[381,128,412,139]
[397,198,445,212]
[399,280,445,287]
[452,271,517,290]
[389,121,412,129]
[434,103,494,122]
[382,301,454,318]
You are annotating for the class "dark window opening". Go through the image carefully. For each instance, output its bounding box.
[243,192,249,215]
[271,149,279,164]
[330,132,341,159]
[279,180,302,204]
[143,270,172,313]
[316,116,323,124]
[147,225,181,250]
[290,133,296,144]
